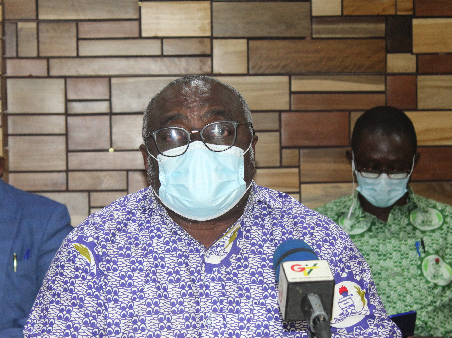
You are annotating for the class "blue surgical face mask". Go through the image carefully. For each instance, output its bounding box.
[356,173,410,208]
[148,141,251,221]
[354,154,415,208]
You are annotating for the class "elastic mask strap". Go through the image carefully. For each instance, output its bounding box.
[347,152,357,219]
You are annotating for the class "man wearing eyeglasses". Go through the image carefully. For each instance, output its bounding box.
[25,77,401,337]
[316,106,452,338]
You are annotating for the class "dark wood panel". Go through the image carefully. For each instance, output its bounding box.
[291,93,385,111]
[418,54,452,74]
[281,112,349,147]
[213,2,310,37]
[412,147,452,181]
[312,17,385,38]
[249,39,386,74]
[415,0,452,16]
[386,16,413,53]
[386,75,417,109]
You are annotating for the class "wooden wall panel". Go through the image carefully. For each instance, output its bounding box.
[212,2,310,37]
[2,0,452,221]
[249,39,386,74]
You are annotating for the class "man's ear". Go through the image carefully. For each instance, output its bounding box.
[345,150,353,165]
[139,145,149,172]
[251,134,258,154]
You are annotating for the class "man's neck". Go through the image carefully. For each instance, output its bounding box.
[164,190,252,248]
[358,192,409,222]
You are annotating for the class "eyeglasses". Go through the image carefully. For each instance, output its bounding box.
[355,161,414,180]
[144,120,254,157]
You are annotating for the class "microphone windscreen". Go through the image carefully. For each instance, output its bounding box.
[273,239,318,283]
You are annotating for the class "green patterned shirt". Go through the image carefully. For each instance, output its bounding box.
[316,188,452,337]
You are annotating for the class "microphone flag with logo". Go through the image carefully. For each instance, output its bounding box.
[273,239,335,338]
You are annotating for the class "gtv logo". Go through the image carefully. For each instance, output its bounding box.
[290,263,319,276]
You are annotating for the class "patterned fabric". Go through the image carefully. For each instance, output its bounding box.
[316,187,452,338]
[25,182,401,338]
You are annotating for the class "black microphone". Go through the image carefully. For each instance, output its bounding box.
[273,239,335,338]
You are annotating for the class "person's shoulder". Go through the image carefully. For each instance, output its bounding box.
[314,194,354,217]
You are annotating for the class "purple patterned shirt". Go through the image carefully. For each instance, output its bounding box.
[25,183,401,337]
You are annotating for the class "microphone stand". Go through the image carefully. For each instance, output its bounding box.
[301,293,332,338]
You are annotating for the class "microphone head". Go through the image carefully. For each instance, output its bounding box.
[273,239,318,283]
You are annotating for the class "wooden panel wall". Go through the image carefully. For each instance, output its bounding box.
[2,0,452,225]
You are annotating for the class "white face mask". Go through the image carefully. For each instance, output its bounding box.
[148,141,251,221]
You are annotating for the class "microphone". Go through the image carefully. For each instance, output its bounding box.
[273,239,335,338]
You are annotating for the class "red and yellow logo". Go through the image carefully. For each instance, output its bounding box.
[290,263,319,276]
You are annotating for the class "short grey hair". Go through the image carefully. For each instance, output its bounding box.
[142,75,252,140]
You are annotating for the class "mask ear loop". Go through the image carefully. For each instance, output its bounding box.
[347,152,357,220]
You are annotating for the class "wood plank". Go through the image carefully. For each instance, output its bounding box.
[9,136,66,171]
[343,0,395,15]
[8,115,65,134]
[112,115,143,151]
[39,22,76,56]
[163,38,211,55]
[300,148,352,183]
[5,0,36,19]
[255,132,280,167]
[291,93,385,111]
[386,16,412,53]
[397,0,413,15]
[413,18,452,54]
[414,0,452,16]
[49,57,211,76]
[418,54,452,74]
[68,151,143,170]
[411,147,452,181]
[141,1,210,37]
[216,76,289,110]
[291,75,385,92]
[254,168,299,192]
[9,173,67,191]
[418,75,452,109]
[4,23,17,57]
[67,78,110,100]
[410,182,452,206]
[68,171,127,190]
[213,2,310,37]
[79,39,161,56]
[213,39,247,74]
[281,112,349,147]
[301,183,353,210]
[78,21,139,38]
[128,171,148,194]
[312,17,385,38]
[90,191,127,207]
[18,22,37,57]
[111,77,177,113]
[249,39,386,74]
[387,53,416,73]
[311,0,341,16]
[406,111,452,146]
[6,59,47,76]
[386,75,417,109]
[251,112,280,131]
[7,78,65,113]
[39,0,138,20]
[67,101,110,114]
[67,116,110,150]
[282,149,299,167]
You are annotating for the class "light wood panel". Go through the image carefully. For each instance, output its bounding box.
[387,53,416,73]
[254,168,299,192]
[68,171,127,190]
[141,1,211,37]
[163,38,211,55]
[79,39,161,56]
[413,18,452,53]
[406,111,452,145]
[213,39,247,74]
[418,75,452,109]
[17,22,37,57]
[255,132,280,167]
[292,75,385,92]
[311,0,341,16]
[301,183,353,210]
[300,148,351,183]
